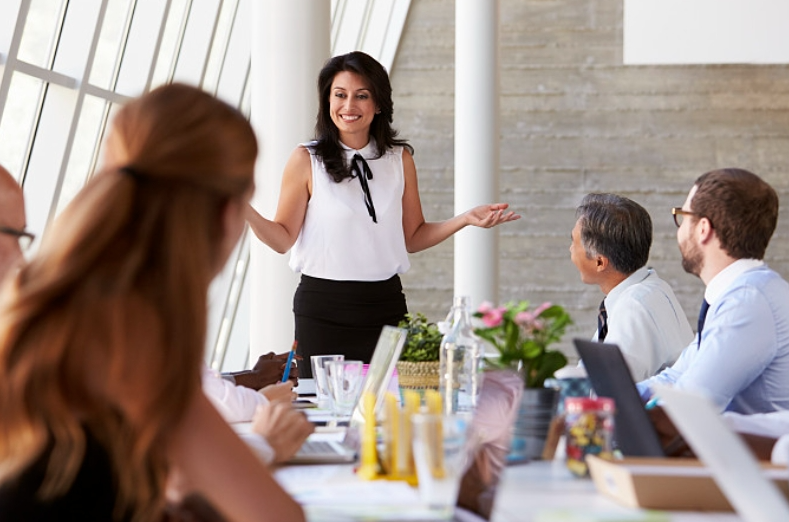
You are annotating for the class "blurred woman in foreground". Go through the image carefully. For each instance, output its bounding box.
[0,84,305,522]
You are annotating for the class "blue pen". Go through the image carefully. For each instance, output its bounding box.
[281,341,297,382]
[645,395,660,410]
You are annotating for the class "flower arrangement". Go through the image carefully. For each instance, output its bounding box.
[473,300,572,388]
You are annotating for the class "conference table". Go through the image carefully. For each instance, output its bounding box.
[270,379,745,521]
[272,432,742,522]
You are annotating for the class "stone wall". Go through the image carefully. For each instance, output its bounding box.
[391,0,789,358]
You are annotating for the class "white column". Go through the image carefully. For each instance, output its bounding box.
[249,3,330,359]
[454,0,500,309]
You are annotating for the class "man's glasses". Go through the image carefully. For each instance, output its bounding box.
[0,226,36,251]
[671,207,705,228]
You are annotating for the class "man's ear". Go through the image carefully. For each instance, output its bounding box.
[696,216,715,245]
[595,255,609,272]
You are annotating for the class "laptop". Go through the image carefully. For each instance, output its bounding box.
[288,325,407,464]
[657,385,789,522]
[294,378,316,397]
[573,339,665,457]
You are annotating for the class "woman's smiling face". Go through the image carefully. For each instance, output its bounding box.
[329,70,378,145]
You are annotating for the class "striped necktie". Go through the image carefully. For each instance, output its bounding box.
[597,299,608,342]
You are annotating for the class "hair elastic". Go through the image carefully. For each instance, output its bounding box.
[119,166,148,182]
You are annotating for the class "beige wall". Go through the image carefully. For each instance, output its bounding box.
[392,0,789,358]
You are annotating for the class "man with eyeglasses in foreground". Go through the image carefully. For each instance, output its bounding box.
[637,168,789,421]
[0,165,33,279]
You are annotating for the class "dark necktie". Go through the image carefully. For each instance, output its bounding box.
[350,154,377,223]
[597,299,608,342]
[697,299,710,348]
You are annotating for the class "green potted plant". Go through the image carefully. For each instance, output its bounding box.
[396,312,443,391]
[473,300,573,461]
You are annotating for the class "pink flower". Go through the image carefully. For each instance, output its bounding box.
[482,308,505,327]
[477,301,495,314]
[514,311,535,326]
[533,302,552,317]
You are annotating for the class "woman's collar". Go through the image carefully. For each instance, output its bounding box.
[340,137,376,157]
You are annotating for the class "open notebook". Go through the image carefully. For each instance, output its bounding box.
[657,385,789,522]
[288,325,407,464]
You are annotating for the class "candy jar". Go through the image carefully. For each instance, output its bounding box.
[564,397,615,477]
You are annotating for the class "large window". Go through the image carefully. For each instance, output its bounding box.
[0,0,252,371]
[0,0,410,372]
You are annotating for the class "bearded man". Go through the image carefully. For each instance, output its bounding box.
[637,168,789,415]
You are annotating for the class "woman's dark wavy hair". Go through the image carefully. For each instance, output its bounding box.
[312,51,413,182]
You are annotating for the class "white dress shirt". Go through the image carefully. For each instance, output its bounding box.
[202,365,275,464]
[594,267,693,381]
[638,261,789,414]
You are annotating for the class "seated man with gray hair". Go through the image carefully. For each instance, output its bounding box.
[569,193,693,380]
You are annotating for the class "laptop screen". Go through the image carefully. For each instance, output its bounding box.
[574,339,665,457]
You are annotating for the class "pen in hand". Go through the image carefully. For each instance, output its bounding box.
[281,341,297,382]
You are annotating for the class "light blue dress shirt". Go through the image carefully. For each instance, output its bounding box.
[594,267,693,381]
[638,261,789,414]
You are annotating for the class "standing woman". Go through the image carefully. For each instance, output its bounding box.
[0,84,305,522]
[246,51,520,377]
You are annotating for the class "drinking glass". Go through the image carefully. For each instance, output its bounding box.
[411,412,472,517]
[311,354,345,409]
[325,359,364,417]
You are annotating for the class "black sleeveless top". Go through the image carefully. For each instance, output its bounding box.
[0,428,130,521]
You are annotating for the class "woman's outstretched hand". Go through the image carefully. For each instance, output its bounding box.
[465,203,521,228]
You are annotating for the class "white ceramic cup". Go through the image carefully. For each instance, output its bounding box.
[310,354,345,409]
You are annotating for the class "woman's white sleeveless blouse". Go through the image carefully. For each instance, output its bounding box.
[289,139,410,281]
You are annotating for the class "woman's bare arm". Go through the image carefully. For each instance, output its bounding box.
[246,147,312,254]
[401,150,520,254]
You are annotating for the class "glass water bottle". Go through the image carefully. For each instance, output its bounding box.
[438,296,482,414]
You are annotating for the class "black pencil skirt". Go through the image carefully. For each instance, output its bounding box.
[293,274,408,378]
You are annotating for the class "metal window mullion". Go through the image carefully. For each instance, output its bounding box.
[354,0,374,52]
[43,0,109,231]
[143,0,174,92]
[83,83,133,104]
[12,61,77,88]
[197,0,225,89]
[214,0,248,105]
[238,59,250,114]
[164,0,194,83]
[107,0,139,94]
[19,0,68,190]
[378,0,411,72]
[210,0,239,97]
[81,86,133,182]
[0,0,31,134]
[170,0,221,87]
[210,228,250,369]
[331,0,347,51]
